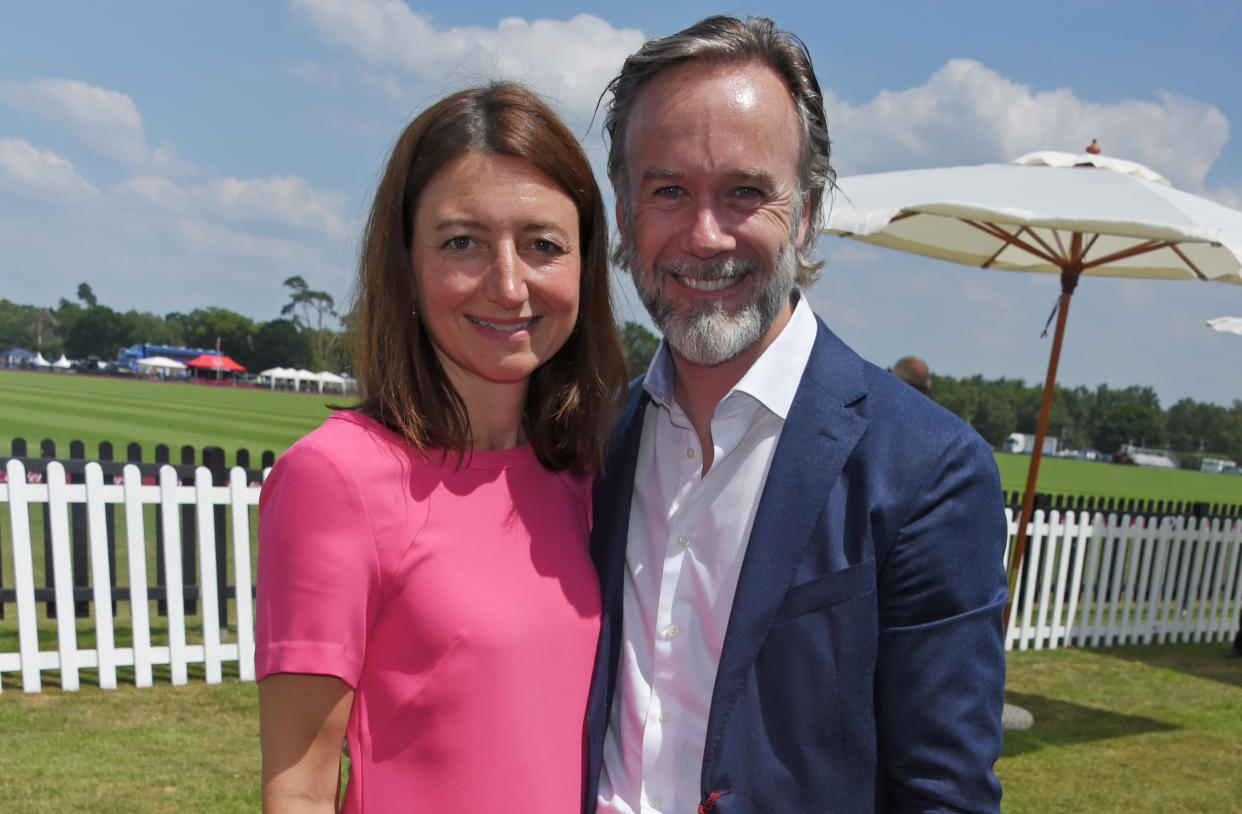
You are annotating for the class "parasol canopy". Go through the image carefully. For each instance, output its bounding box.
[185,354,246,372]
[1207,316,1242,336]
[824,149,1242,630]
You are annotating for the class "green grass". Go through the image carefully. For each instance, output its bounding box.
[994,453,1242,507]
[4,369,1241,509]
[999,643,1242,813]
[0,644,1237,812]
[0,369,334,463]
[0,671,260,813]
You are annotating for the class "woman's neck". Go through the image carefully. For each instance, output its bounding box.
[456,379,530,451]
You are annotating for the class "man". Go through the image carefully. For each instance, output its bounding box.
[586,16,1008,814]
[893,355,932,397]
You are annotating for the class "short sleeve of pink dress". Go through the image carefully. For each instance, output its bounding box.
[255,411,601,813]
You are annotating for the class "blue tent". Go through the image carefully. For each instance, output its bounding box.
[3,347,37,362]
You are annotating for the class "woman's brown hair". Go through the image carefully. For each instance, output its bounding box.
[352,82,627,474]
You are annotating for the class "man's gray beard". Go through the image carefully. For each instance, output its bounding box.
[625,245,798,367]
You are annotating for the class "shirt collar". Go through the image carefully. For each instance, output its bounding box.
[641,291,818,421]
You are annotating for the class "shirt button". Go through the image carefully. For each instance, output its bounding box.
[651,795,663,807]
[685,447,695,459]
[666,625,679,639]
[677,535,691,548]
[658,711,670,722]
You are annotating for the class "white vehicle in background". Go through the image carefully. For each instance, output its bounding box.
[1199,457,1239,474]
[1003,432,1059,456]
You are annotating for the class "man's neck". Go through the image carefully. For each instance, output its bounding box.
[670,301,794,475]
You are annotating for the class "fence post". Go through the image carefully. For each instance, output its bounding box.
[99,441,119,614]
[41,439,57,618]
[180,445,197,616]
[203,446,230,627]
[68,439,90,617]
[155,443,169,616]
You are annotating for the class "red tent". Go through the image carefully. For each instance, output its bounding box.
[185,354,246,372]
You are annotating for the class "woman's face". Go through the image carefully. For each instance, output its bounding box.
[411,151,581,397]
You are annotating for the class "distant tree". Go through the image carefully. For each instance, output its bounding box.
[324,308,357,374]
[1094,403,1167,453]
[120,310,185,349]
[0,299,37,349]
[620,321,659,377]
[181,308,258,369]
[281,275,336,368]
[252,319,313,371]
[76,282,98,308]
[62,306,127,359]
[971,390,1017,448]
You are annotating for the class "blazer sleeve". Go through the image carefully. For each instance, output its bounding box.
[874,427,1008,813]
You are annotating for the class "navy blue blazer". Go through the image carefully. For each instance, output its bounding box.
[585,317,1008,814]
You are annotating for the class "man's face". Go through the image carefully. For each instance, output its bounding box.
[619,60,809,368]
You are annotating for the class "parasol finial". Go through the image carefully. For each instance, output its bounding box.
[1085,138,1101,154]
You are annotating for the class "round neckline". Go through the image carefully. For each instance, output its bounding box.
[332,409,540,469]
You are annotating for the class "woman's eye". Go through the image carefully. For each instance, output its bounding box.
[532,238,565,255]
[442,236,473,250]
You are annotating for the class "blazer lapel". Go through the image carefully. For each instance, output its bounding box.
[701,319,871,781]
[584,383,649,811]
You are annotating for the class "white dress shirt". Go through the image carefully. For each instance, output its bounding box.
[596,295,817,814]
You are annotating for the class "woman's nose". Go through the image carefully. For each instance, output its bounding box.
[487,243,527,307]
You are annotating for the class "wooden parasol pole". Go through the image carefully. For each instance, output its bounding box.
[1004,247,1083,633]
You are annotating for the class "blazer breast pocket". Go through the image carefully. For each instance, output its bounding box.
[775,559,876,622]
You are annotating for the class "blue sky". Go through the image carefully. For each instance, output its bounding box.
[2,1,1240,406]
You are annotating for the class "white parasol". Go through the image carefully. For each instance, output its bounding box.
[824,149,1242,626]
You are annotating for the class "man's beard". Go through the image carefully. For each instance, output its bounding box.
[625,245,798,366]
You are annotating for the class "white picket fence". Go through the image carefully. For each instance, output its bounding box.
[1003,507,1242,651]
[2,459,1241,693]
[0,459,259,693]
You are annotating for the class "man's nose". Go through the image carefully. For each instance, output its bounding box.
[682,204,736,258]
[487,243,527,308]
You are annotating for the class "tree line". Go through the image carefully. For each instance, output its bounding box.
[620,322,1242,468]
[0,278,346,373]
[931,374,1242,467]
[6,291,1240,466]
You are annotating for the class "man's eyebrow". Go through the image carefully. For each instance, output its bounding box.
[638,167,777,185]
[640,167,684,183]
[730,168,776,186]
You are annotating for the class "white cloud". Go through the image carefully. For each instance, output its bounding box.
[1205,181,1242,210]
[0,138,100,204]
[827,59,1230,192]
[114,175,188,211]
[176,218,298,260]
[194,176,350,237]
[115,173,350,238]
[0,78,150,167]
[289,0,644,114]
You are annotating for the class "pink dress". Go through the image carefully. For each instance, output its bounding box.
[255,410,601,813]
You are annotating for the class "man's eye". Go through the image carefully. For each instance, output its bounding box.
[734,186,763,198]
[653,186,683,198]
[442,236,473,250]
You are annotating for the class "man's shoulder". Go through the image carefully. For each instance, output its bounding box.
[801,322,987,454]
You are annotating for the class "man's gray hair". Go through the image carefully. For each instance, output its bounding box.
[603,15,835,286]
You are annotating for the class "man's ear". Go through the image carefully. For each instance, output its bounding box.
[795,190,812,250]
[615,198,630,249]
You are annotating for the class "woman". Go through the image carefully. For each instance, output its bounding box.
[255,82,627,812]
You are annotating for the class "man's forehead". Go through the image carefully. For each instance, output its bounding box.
[625,61,798,142]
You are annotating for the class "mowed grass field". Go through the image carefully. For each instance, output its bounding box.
[1,643,1238,813]
[2,368,1241,506]
[0,369,334,462]
[994,452,1242,507]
